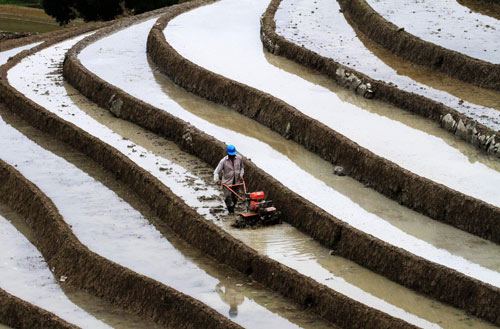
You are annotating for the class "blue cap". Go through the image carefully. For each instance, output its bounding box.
[226,144,237,156]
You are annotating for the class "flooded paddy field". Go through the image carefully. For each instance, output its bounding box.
[274,0,500,130]
[70,8,498,328]
[365,0,500,64]
[0,101,332,328]
[2,0,500,327]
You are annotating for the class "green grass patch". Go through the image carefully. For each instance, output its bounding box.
[0,0,42,8]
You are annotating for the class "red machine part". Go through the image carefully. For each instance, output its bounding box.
[249,191,265,200]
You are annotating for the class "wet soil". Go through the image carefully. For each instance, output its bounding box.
[59,7,500,322]
[58,60,498,328]
[0,101,334,329]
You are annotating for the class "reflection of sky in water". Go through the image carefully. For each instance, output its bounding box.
[367,0,500,64]
[3,6,498,328]
[0,211,110,329]
[161,0,500,283]
[3,36,316,329]
[275,0,500,130]
[83,8,497,327]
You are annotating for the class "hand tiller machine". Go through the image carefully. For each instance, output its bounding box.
[222,179,281,228]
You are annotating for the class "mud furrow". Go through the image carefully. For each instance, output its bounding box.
[62,3,500,326]
[266,0,500,152]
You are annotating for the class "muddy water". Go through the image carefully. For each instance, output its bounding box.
[0,99,333,329]
[365,0,500,64]
[164,0,500,211]
[70,75,499,329]
[263,51,500,175]
[458,0,500,20]
[0,201,162,329]
[150,62,500,273]
[0,325,12,329]
[75,12,500,311]
[60,59,497,327]
[274,0,500,129]
[8,22,498,328]
[348,17,500,111]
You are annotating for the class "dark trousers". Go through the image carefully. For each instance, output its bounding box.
[223,185,240,211]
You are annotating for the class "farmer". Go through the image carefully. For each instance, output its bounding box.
[213,144,244,213]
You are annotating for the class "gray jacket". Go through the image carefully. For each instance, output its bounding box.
[213,155,244,185]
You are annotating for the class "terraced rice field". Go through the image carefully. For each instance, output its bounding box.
[1,0,499,328]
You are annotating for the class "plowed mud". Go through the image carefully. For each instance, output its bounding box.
[148,0,500,246]
[60,2,500,326]
[0,11,412,329]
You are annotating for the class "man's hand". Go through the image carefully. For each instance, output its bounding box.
[216,180,221,186]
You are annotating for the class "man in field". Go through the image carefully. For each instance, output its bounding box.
[213,144,244,214]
